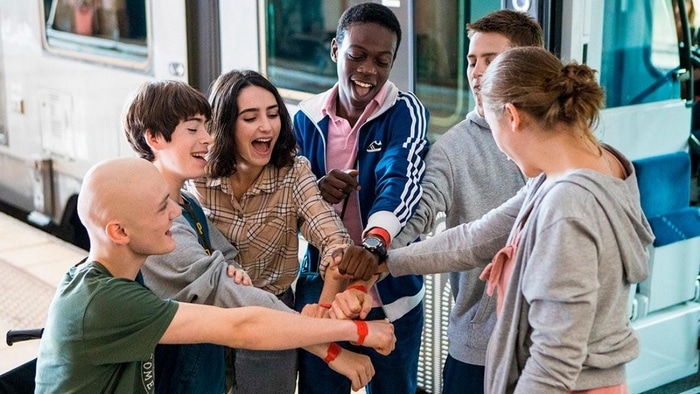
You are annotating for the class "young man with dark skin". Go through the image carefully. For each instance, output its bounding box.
[293,3,429,393]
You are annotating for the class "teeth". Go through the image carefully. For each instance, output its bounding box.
[254,138,271,143]
[355,81,372,88]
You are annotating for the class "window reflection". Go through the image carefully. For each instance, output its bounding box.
[42,0,149,67]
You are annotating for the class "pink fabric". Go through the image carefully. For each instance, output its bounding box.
[480,244,516,316]
[480,225,522,316]
[322,84,389,308]
[568,383,628,394]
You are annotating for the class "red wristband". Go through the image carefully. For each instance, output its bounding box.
[324,342,342,363]
[318,303,332,309]
[367,227,390,247]
[353,320,368,345]
[347,284,367,293]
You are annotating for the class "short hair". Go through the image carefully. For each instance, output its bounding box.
[481,47,604,135]
[336,2,402,57]
[467,9,543,48]
[123,80,211,162]
[207,70,296,178]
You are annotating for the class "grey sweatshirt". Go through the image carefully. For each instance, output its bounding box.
[389,145,653,393]
[394,110,525,365]
[141,209,290,312]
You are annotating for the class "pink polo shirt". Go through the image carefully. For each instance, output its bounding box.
[322,83,389,307]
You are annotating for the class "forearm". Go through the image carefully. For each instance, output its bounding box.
[229,310,361,350]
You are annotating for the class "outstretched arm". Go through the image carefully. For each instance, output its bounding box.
[161,304,396,355]
[304,343,374,391]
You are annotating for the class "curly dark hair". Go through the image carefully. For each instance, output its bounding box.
[336,2,402,58]
[207,70,296,178]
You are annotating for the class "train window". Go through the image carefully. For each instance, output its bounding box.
[600,0,682,107]
[414,2,500,140]
[41,0,149,69]
[263,0,352,98]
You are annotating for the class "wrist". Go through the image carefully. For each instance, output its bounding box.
[366,227,390,247]
[352,320,368,345]
[347,284,368,293]
[324,342,342,363]
[361,236,387,264]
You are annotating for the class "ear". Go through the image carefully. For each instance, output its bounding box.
[105,220,129,246]
[330,38,339,63]
[145,129,165,152]
[504,103,522,133]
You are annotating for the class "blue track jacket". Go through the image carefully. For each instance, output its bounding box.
[294,81,430,321]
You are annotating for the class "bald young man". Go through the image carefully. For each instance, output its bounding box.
[34,157,395,394]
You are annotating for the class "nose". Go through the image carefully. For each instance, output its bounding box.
[357,59,377,75]
[259,116,273,132]
[199,127,212,144]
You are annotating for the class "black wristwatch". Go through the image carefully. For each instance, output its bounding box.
[361,236,387,264]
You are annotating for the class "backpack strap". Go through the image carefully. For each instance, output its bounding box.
[180,192,213,255]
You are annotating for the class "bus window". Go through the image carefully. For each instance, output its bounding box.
[41,0,149,70]
[600,0,682,108]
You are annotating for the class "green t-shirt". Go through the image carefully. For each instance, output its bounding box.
[35,261,179,393]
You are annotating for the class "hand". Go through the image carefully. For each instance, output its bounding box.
[327,348,375,391]
[330,288,373,320]
[362,320,396,356]
[318,169,360,204]
[226,264,251,286]
[301,303,331,318]
[336,246,379,281]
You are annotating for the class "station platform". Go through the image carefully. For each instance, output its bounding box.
[0,211,86,375]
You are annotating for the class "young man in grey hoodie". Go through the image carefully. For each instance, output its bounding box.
[391,10,543,394]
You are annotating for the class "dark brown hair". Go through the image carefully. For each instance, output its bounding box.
[123,80,211,161]
[467,10,543,48]
[207,70,295,178]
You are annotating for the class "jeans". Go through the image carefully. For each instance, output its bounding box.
[228,286,298,394]
[442,354,485,394]
[297,302,424,394]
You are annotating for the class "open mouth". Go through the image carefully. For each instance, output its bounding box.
[353,80,374,97]
[192,152,208,163]
[252,138,272,154]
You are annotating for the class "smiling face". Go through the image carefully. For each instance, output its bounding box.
[233,85,281,173]
[123,180,181,257]
[151,114,211,186]
[332,22,397,119]
[467,32,512,116]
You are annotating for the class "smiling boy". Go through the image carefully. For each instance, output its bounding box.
[293,3,430,393]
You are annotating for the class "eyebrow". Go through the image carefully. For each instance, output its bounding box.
[238,104,279,116]
[158,194,170,210]
[468,52,499,59]
[348,45,393,57]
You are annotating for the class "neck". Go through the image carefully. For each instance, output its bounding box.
[154,161,186,203]
[536,131,603,181]
[230,163,265,199]
[87,248,145,280]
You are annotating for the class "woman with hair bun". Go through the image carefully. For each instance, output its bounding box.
[362,46,655,393]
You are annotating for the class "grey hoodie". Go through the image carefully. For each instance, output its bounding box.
[388,144,653,393]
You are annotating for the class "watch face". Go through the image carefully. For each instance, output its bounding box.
[364,237,382,248]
